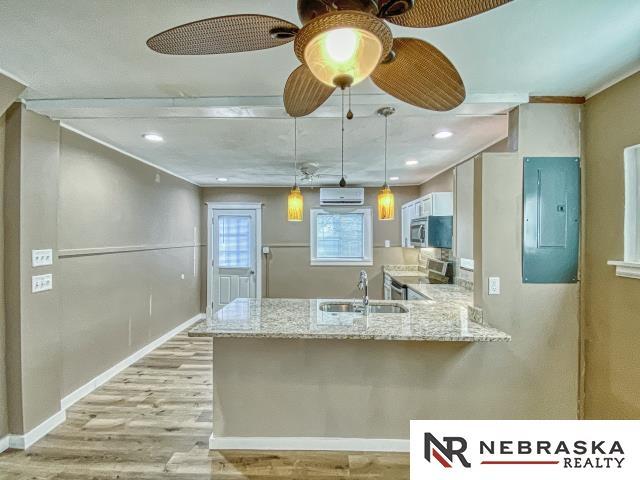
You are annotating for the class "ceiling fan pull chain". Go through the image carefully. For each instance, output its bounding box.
[339,88,347,187]
[347,86,354,120]
[294,117,298,187]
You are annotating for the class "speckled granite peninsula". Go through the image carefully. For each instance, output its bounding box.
[189,297,510,342]
[191,276,510,452]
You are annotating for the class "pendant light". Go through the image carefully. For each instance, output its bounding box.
[288,118,304,222]
[377,107,395,221]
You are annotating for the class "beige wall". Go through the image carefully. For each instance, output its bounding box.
[583,72,640,418]
[1,74,25,440]
[0,111,6,439]
[1,109,202,437]
[58,129,202,397]
[455,159,475,261]
[419,169,453,197]
[4,105,62,434]
[202,186,419,302]
[475,104,582,420]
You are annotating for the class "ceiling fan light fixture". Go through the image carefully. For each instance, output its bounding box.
[304,27,381,87]
[294,11,392,88]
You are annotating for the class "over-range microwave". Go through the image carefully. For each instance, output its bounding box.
[410,216,453,248]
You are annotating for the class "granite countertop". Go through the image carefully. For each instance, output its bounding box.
[383,265,473,307]
[189,297,510,342]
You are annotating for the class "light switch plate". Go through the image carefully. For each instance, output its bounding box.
[488,276,501,295]
[32,273,53,293]
[32,249,53,267]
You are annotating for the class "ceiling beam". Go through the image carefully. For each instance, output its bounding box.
[528,96,586,104]
[24,93,528,120]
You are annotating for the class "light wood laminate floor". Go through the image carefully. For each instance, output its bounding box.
[0,330,409,479]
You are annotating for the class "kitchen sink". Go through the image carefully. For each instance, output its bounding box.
[319,302,408,314]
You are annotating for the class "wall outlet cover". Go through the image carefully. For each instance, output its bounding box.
[488,276,501,295]
[32,273,53,293]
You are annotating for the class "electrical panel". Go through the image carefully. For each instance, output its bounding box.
[523,157,580,283]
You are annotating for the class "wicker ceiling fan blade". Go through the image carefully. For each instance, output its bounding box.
[284,64,335,117]
[371,38,465,111]
[147,14,299,55]
[385,0,512,28]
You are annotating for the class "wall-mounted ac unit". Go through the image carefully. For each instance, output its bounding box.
[320,187,364,206]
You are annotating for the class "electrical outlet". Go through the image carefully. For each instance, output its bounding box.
[32,249,53,267]
[488,276,500,295]
[32,273,53,293]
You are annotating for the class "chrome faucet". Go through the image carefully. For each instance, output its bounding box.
[357,270,369,308]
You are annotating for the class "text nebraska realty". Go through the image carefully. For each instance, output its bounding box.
[480,439,626,468]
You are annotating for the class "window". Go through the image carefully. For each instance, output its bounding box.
[608,145,640,279]
[624,145,640,263]
[310,208,373,265]
[218,215,251,268]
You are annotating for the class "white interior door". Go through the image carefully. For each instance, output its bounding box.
[211,209,257,312]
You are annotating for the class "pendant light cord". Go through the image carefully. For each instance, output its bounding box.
[341,89,345,180]
[384,114,388,185]
[293,117,297,187]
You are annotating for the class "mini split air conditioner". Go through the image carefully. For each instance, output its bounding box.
[319,188,365,206]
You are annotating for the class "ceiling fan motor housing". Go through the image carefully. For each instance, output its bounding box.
[298,0,414,24]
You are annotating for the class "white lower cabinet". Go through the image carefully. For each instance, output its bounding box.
[383,274,392,300]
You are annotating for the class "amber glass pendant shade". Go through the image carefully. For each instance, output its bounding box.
[378,184,395,221]
[304,27,383,87]
[288,185,304,222]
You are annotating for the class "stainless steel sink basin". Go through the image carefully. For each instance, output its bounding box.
[367,304,408,314]
[319,303,408,314]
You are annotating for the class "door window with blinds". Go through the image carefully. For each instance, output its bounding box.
[310,208,373,265]
[218,215,251,268]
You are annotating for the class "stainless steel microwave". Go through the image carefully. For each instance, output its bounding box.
[410,217,428,247]
[410,216,453,248]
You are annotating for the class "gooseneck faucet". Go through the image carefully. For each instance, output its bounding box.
[357,270,369,308]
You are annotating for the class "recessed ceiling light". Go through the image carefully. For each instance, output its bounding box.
[389,176,400,181]
[433,131,453,139]
[216,177,229,182]
[405,159,419,166]
[142,133,164,142]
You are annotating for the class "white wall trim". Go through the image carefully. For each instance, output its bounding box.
[7,410,67,450]
[61,313,204,411]
[586,62,640,99]
[0,435,9,453]
[209,435,409,452]
[608,260,640,280]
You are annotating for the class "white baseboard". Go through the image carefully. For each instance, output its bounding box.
[0,313,205,453]
[61,313,204,410]
[209,434,409,452]
[6,410,66,450]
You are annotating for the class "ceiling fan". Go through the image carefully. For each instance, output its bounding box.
[147,0,512,117]
[260,162,344,185]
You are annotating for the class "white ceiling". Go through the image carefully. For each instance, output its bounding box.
[1,0,639,99]
[2,0,640,185]
[60,114,507,186]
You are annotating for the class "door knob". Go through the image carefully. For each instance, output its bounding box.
[249,270,255,275]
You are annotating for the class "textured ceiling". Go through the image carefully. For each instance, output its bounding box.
[2,0,638,185]
[62,114,507,186]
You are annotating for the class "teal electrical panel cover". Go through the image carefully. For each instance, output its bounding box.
[523,157,580,283]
